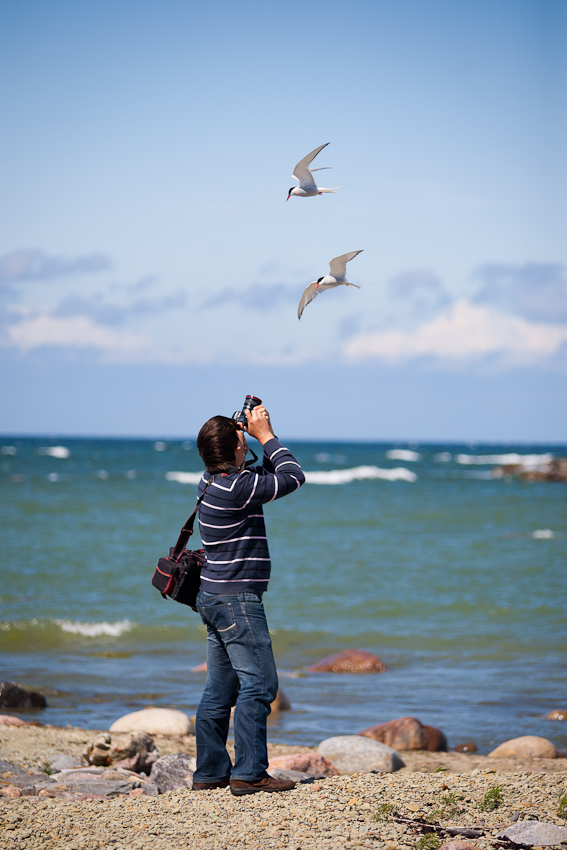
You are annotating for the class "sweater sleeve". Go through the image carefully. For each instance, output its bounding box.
[243,438,304,505]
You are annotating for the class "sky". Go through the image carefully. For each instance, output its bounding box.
[1,0,566,441]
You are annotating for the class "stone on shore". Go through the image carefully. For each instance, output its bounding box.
[109,708,192,736]
[0,714,28,726]
[546,708,567,720]
[439,842,481,850]
[268,752,337,776]
[307,649,387,673]
[83,731,159,773]
[149,753,196,793]
[358,716,447,751]
[48,754,82,772]
[317,735,404,774]
[0,682,47,709]
[496,821,567,846]
[488,735,556,759]
[453,741,477,753]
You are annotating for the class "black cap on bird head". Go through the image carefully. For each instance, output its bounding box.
[286,187,295,201]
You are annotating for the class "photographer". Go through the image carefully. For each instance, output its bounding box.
[192,403,305,796]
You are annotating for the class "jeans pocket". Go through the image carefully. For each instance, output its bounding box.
[203,600,238,639]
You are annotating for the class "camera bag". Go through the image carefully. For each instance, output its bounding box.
[151,476,217,610]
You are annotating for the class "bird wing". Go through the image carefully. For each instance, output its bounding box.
[297,282,321,319]
[328,250,363,279]
[292,143,330,188]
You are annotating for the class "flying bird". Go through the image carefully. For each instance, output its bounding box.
[286,143,342,200]
[298,250,363,319]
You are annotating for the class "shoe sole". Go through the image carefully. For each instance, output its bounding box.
[230,785,294,796]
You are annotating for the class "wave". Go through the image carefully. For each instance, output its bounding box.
[166,471,203,484]
[37,445,70,459]
[54,618,133,637]
[304,465,417,484]
[386,449,421,462]
[456,452,553,467]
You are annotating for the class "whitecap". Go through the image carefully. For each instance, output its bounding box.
[154,441,167,451]
[166,471,203,484]
[386,449,421,462]
[532,529,554,539]
[54,618,133,637]
[38,446,70,459]
[1,446,17,455]
[456,452,553,467]
[304,465,417,484]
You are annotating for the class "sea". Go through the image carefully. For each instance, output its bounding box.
[1,436,566,756]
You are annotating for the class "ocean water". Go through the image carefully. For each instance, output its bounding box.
[1,436,566,755]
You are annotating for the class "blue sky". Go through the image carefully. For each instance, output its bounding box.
[1,0,566,440]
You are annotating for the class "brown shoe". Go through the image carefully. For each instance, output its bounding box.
[230,775,296,796]
[192,778,230,790]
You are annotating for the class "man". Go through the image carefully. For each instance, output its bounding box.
[192,403,305,796]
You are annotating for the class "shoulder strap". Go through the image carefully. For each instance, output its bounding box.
[171,473,223,561]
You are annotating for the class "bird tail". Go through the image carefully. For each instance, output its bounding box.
[318,186,343,193]
[346,283,361,288]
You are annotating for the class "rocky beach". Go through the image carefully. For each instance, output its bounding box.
[2,718,567,850]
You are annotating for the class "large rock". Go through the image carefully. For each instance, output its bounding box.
[488,735,556,759]
[268,752,337,776]
[317,735,404,774]
[0,714,27,726]
[496,821,567,846]
[150,753,196,793]
[307,650,386,673]
[359,716,447,751]
[83,732,159,773]
[109,708,192,736]
[0,682,47,709]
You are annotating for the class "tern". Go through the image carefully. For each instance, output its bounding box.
[298,250,363,319]
[286,143,342,200]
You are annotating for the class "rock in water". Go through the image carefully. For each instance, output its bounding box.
[150,753,196,793]
[0,682,47,709]
[268,753,337,776]
[488,735,556,758]
[317,735,404,774]
[358,716,447,751]
[109,708,192,736]
[307,649,386,673]
[453,741,477,753]
[546,708,567,720]
[496,821,567,846]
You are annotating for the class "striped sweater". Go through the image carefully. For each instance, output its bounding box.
[197,437,305,594]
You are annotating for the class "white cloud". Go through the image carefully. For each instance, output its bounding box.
[0,249,112,284]
[3,312,148,357]
[343,300,567,366]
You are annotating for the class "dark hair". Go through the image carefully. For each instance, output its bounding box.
[197,415,239,472]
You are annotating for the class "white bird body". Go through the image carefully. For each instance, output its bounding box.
[287,143,342,200]
[298,250,363,319]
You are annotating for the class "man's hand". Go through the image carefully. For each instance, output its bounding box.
[245,406,275,445]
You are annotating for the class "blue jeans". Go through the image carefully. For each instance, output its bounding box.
[192,589,279,783]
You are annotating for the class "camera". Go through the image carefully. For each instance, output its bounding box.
[233,395,262,430]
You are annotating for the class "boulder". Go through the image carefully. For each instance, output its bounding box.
[359,716,447,751]
[546,709,567,721]
[268,753,337,776]
[317,735,404,775]
[496,821,567,846]
[149,753,196,793]
[268,768,317,782]
[307,649,386,674]
[109,708,192,736]
[83,732,159,773]
[0,682,47,709]
[453,741,477,753]
[0,761,27,776]
[488,735,556,759]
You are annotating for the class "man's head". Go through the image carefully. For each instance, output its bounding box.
[197,415,247,473]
